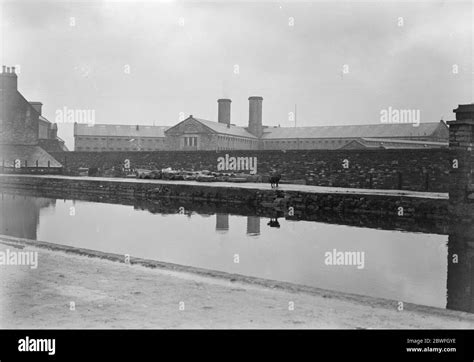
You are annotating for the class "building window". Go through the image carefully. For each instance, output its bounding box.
[184,136,197,146]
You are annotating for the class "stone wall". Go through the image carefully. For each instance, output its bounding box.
[50,148,456,192]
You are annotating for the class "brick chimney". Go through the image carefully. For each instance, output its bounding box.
[0,65,18,92]
[248,96,263,138]
[453,103,474,121]
[217,98,231,125]
[50,123,58,139]
[449,104,474,150]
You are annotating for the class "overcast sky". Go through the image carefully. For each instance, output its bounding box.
[1,0,472,149]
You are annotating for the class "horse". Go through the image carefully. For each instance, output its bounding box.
[269,173,281,189]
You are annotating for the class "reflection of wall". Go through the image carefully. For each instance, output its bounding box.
[215,214,229,233]
[446,224,474,313]
[247,216,260,236]
[0,194,55,239]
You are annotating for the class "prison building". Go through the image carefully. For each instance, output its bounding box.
[260,121,449,150]
[163,98,259,151]
[74,124,169,151]
[164,117,258,151]
[75,96,449,152]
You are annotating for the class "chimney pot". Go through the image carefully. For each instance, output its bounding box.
[0,65,18,91]
[11,66,15,73]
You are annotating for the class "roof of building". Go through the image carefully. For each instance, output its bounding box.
[341,137,448,150]
[38,116,51,125]
[262,121,447,139]
[0,145,62,167]
[192,118,257,138]
[360,138,448,146]
[164,117,257,138]
[75,123,169,138]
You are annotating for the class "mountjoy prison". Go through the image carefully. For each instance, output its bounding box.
[75,96,449,152]
[0,66,449,154]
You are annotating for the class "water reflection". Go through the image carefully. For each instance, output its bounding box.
[246,216,260,236]
[0,191,473,313]
[216,214,229,233]
[447,223,474,313]
[0,193,55,239]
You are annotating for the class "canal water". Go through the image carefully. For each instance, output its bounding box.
[0,192,465,312]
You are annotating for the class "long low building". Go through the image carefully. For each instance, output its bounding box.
[74,124,168,151]
[73,96,449,152]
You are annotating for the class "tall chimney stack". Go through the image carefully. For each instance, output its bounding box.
[0,64,18,92]
[217,98,231,125]
[248,96,263,138]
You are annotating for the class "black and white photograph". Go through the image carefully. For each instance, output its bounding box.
[0,0,473,359]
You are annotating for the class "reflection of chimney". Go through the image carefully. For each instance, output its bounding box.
[0,64,18,92]
[246,216,260,236]
[248,96,263,138]
[216,214,229,233]
[218,99,231,125]
[29,102,43,115]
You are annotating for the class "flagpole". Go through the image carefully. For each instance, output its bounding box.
[295,104,297,128]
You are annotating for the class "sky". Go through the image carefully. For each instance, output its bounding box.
[0,0,472,149]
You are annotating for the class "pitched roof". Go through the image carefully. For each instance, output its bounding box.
[166,117,257,138]
[360,138,448,146]
[38,115,52,126]
[0,145,62,167]
[341,137,447,150]
[75,123,169,137]
[262,122,446,139]
[195,118,257,138]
